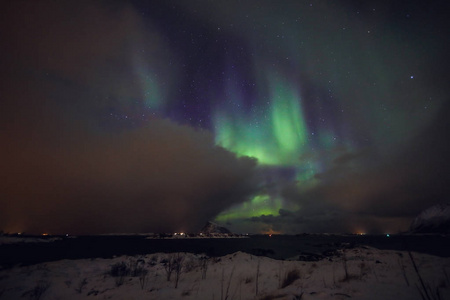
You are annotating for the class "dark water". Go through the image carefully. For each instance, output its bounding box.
[1,234,449,268]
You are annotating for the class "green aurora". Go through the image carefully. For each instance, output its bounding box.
[214,74,311,166]
[213,71,326,224]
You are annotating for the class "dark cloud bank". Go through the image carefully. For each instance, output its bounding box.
[0,1,257,234]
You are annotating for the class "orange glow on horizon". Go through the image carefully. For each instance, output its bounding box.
[262,228,281,235]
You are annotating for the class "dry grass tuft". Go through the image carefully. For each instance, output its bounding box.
[281,269,300,288]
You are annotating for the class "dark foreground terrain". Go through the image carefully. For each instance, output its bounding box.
[1,234,449,268]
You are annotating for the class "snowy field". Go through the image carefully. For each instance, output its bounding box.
[1,246,449,300]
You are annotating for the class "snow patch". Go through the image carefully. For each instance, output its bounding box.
[1,248,449,299]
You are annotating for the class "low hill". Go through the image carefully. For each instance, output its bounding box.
[410,203,450,234]
[199,221,231,234]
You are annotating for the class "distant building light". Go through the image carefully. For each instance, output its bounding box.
[42,233,49,236]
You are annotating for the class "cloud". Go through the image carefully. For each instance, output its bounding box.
[255,101,450,234]
[230,99,450,234]
[0,115,258,234]
[0,1,258,234]
[332,150,368,166]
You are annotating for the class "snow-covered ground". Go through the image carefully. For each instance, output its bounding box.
[1,247,449,300]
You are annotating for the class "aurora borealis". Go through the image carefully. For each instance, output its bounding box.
[1,0,450,235]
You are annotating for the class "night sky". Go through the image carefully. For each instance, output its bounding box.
[1,0,450,235]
